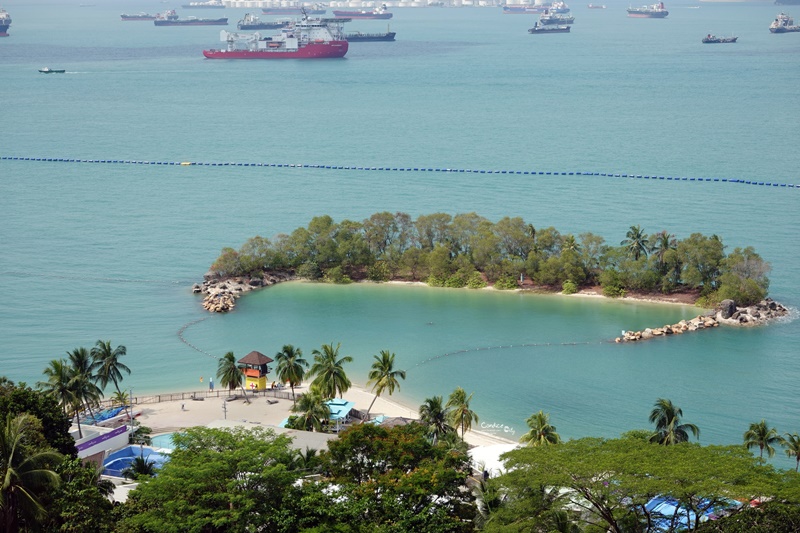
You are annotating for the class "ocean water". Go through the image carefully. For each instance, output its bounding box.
[2,0,799,466]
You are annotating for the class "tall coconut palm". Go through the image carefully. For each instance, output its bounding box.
[217,351,250,403]
[0,413,62,533]
[744,419,781,460]
[520,410,562,447]
[446,387,479,441]
[365,350,406,419]
[782,433,800,472]
[290,389,330,432]
[419,396,453,445]
[648,398,699,445]
[38,359,86,438]
[38,359,75,417]
[67,347,103,422]
[621,224,650,261]
[90,340,131,421]
[275,344,308,406]
[652,231,676,272]
[308,343,353,400]
[122,454,157,480]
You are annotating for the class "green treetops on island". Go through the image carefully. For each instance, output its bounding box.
[209,212,772,307]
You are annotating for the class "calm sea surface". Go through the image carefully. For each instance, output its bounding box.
[1,0,799,465]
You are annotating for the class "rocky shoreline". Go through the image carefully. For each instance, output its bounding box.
[192,271,295,313]
[615,298,790,343]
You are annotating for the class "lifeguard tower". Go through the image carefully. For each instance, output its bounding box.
[237,350,273,391]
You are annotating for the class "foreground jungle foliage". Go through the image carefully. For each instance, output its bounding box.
[210,212,771,306]
[4,377,800,533]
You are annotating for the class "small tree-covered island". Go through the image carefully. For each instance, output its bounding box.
[197,212,788,329]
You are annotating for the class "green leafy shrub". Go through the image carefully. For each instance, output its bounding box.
[296,261,322,280]
[323,266,351,284]
[467,272,487,289]
[366,261,391,282]
[426,275,447,287]
[494,275,519,290]
[562,280,578,294]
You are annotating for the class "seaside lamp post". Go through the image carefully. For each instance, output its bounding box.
[129,388,133,422]
[222,400,227,420]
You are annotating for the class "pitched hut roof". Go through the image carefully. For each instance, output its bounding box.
[238,350,274,366]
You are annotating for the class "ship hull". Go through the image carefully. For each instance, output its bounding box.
[333,11,393,19]
[239,22,289,30]
[203,41,348,58]
[627,11,669,17]
[529,25,571,32]
[345,31,396,41]
[121,15,158,21]
[770,26,800,32]
[0,25,8,36]
[775,0,800,4]
[155,18,228,26]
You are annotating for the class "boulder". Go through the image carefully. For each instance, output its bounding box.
[718,299,736,319]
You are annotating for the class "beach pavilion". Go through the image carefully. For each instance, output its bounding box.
[238,350,274,391]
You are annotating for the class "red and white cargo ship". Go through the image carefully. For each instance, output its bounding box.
[203,14,348,58]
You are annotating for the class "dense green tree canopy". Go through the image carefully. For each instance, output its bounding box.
[210,212,771,306]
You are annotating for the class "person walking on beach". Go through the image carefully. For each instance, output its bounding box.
[209,377,214,391]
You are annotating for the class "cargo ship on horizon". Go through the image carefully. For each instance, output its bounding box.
[627,2,668,17]
[237,13,291,30]
[122,10,179,21]
[203,14,347,58]
[333,3,393,19]
[1,7,11,36]
[182,0,225,8]
[503,2,570,14]
[262,4,326,15]
[155,15,228,26]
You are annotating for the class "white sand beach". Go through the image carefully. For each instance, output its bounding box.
[135,383,517,449]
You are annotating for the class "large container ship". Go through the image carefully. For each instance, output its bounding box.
[0,8,11,36]
[333,3,392,19]
[627,2,668,17]
[122,10,179,21]
[203,14,347,58]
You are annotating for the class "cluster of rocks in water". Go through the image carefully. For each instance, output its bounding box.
[193,271,294,313]
[615,298,789,343]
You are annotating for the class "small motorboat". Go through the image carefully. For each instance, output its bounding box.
[39,67,66,73]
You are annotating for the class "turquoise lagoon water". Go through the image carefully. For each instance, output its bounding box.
[1,1,799,466]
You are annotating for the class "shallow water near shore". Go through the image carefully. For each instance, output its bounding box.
[1,0,799,467]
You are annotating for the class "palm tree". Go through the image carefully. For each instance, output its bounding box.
[217,351,250,403]
[67,347,103,423]
[90,340,131,421]
[446,387,479,441]
[365,350,406,419]
[744,419,781,460]
[275,344,308,406]
[648,398,699,445]
[419,396,453,445]
[122,453,157,480]
[0,413,62,533]
[782,433,800,472]
[561,235,581,253]
[520,410,562,446]
[38,359,75,416]
[621,224,650,261]
[290,389,330,432]
[652,230,676,272]
[38,359,86,438]
[111,390,129,408]
[308,343,353,399]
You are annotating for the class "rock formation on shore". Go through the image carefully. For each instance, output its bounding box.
[615,298,789,343]
[193,271,294,313]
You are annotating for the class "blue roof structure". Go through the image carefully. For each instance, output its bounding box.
[325,399,356,421]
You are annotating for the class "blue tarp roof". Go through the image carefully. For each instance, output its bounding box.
[325,399,355,421]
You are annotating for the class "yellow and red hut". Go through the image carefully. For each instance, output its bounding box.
[237,350,273,391]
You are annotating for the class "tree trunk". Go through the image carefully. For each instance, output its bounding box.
[366,394,379,419]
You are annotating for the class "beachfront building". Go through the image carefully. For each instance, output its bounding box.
[238,350,274,391]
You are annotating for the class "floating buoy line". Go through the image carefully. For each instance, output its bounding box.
[2,156,797,189]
